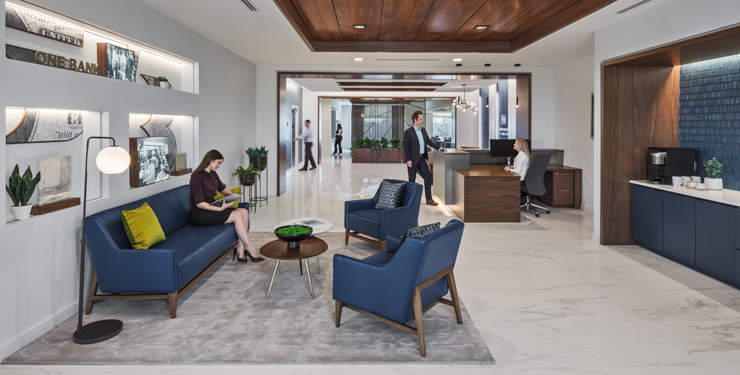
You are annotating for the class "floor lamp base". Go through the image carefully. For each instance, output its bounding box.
[72,319,123,344]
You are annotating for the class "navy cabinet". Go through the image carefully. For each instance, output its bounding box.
[633,185,663,251]
[696,200,736,282]
[663,193,696,265]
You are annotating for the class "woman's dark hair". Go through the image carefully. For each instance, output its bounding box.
[336,123,342,130]
[194,149,224,173]
[412,110,423,122]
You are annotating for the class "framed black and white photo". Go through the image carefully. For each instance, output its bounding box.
[5,3,84,47]
[103,44,137,82]
[129,137,170,188]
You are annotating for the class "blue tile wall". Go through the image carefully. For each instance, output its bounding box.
[679,55,740,190]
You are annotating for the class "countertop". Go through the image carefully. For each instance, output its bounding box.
[454,165,518,177]
[630,180,740,208]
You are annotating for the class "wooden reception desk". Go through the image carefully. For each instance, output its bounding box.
[449,165,521,222]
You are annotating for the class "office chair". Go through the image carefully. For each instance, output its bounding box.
[521,154,551,217]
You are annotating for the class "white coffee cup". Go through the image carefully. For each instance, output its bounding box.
[696,183,706,189]
[672,176,682,187]
[681,176,690,185]
[691,176,701,182]
[688,181,697,188]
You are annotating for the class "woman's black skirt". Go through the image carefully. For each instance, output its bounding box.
[190,201,235,226]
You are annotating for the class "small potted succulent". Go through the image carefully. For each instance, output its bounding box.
[232,163,261,186]
[5,165,41,221]
[246,146,269,171]
[156,76,170,89]
[703,157,723,190]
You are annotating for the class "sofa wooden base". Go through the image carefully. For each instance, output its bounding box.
[86,242,238,319]
[334,266,462,357]
[345,228,387,252]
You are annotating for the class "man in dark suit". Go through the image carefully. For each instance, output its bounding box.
[404,110,445,206]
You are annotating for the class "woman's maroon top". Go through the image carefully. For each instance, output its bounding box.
[190,169,226,205]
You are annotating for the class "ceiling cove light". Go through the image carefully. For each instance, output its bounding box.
[353,25,366,29]
[354,57,363,61]
[453,58,462,62]
[474,25,489,30]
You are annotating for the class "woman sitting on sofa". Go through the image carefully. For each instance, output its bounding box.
[189,150,263,263]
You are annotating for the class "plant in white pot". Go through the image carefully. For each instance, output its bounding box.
[703,157,723,190]
[5,164,41,220]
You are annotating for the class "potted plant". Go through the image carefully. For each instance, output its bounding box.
[350,137,377,163]
[246,146,269,171]
[232,163,261,186]
[5,164,41,221]
[378,136,405,163]
[703,157,723,190]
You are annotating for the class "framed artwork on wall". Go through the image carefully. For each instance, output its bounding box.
[38,156,72,205]
[140,74,158,86]
[129,137,170,188]
[6,108,84,144]
[97,43,138,82]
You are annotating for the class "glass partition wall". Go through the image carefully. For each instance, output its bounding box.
[348,98,456,148]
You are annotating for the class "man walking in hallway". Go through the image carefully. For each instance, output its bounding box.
[293,119,316,171]
[404,111,444,206]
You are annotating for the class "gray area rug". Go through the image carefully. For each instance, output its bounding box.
[4,232,494,364]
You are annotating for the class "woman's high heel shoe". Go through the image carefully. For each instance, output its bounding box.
[245,252,265,262]
[232,249,249,263]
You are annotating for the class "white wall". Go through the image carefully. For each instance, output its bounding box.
[457,90,480,148]
[319,98,332,159]
[553,55,594,212]
[0,0,256,360]
[257,65,556,196]
[592,0,740,243]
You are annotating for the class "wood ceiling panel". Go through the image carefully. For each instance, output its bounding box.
[414,0,488,42]
[333,0,384,41]
[290,0,342,40]
[378,0,436,41]
[274,0,615,52]
[488,0,579,41]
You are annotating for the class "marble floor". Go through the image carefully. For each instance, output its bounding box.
[4,153,740,374]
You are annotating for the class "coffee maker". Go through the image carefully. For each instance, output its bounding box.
[647,147,695,184]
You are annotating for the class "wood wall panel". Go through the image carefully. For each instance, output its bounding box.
[600,65,679,245]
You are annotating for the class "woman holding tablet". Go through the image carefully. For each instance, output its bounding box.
[189,150,263,263]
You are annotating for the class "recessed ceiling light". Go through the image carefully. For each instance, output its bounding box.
[474,25,489,30]
[354,57,363,61]
[453,58,462,62]
[353,25,366,29]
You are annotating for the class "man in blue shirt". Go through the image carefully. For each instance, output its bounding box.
[403,111,445,206]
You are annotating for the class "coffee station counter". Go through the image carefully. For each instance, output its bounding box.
[630,180,740,290]
[630,180,740,208]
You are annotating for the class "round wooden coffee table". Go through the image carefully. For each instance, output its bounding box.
[260,237,328,299]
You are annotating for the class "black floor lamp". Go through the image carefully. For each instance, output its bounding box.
[73,136,130,344]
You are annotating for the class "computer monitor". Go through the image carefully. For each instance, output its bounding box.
[490,139,529,158]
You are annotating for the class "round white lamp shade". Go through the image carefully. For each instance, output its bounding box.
[96,146,130,174]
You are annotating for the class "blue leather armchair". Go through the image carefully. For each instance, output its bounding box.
[333,219,465,357]
[344,179,423,252]
[84,185,248,318]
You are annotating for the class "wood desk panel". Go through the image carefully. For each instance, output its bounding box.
[450,165,521,222]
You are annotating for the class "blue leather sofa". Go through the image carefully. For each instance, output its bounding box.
[84,185,247,318]
[344,179,423,252]
[333,219,465,357]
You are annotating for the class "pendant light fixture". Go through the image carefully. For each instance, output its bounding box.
[453,84,477,115]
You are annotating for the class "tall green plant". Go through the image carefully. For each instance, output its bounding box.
[703,157,723,178]
[5,165,41,207]
[246,146,269,158]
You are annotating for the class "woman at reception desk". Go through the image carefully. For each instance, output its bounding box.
[432,142,581,223]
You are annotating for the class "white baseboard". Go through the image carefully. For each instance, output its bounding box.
[591,233,601,244]
[0,301,77,362]
[583,204,594,213]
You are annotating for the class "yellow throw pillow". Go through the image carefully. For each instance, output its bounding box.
[214,186,241,209]
[121,202,166,249]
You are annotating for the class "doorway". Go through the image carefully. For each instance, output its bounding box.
[291,106,302,169]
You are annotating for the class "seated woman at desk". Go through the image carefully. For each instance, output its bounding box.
[503,138,531,182]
